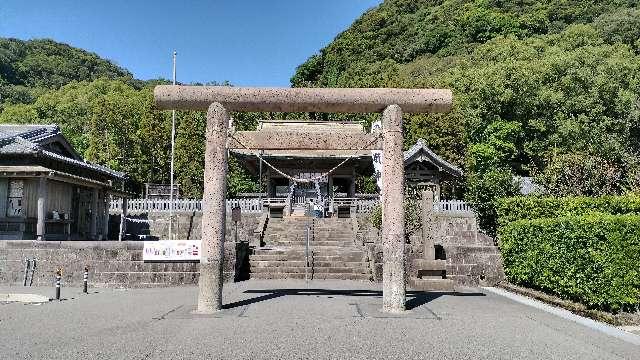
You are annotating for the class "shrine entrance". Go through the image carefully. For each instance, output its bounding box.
[154,86,452,314]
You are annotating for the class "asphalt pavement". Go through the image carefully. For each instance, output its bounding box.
[1,280,638,359]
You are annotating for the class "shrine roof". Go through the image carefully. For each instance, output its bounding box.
[0,124,127,180]
[403,139,463,177]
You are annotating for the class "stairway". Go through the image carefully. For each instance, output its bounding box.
[249,217,371,280]
[409,259,455,292]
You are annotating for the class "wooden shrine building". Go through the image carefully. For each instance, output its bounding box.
[0,124,128,240]
[231,120,462,216]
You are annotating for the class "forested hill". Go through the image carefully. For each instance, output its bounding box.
[0,37,253,198]
[0,38,136,107]
[292,0,639,87]
[292,0,640,233]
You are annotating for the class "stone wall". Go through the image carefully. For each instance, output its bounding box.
[361,210,504,287]
[0,240,247,288]
[110,211,261,242]
[0,211,263,288]
[433,212,503,286]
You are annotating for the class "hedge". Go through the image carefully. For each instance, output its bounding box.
[500,214,640,312]
[496,195,640,229]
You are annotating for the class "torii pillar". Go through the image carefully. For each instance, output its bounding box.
[153,85,452,314]
[197,102,229,313]
[381,105,406,312]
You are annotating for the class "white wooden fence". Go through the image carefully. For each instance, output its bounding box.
[435,200,473,213]
[225,198,262,213]
[355,199,379,213]
[110,198,472,214]
[110,198,262,214]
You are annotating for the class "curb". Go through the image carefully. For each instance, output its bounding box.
[0,293,50,303]
[483,286,640,347]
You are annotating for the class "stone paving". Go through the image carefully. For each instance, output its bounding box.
[1,280,638,359]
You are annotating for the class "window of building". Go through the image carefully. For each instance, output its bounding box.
[6,180,24,217]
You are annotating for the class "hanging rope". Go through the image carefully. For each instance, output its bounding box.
[228,130,381,184]
[124,217,154,224]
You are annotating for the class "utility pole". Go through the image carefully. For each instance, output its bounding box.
[169,51,177,240]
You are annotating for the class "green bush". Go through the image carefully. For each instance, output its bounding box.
[496,195,640,229]
[369,198,421,239]
[500,214,640,312]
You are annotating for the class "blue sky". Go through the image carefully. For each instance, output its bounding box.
[0,0,382,86]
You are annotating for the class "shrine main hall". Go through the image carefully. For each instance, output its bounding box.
[231,119,463,217]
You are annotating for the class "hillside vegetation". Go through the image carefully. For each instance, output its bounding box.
[0,38,259,196]
[0,38,135,108]
[293,0,640,233]
[2,1,640,211]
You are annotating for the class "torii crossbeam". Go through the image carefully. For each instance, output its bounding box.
[154,85,453,314]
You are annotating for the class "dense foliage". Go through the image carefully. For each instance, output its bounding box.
[369,198,421,239]
[293,0,640,231]
[3,1,640,204]
[0,38,135,109]
[496,195,640,228]
[0,38,260,197]
[500,214,640,312]
[0,77,260,197]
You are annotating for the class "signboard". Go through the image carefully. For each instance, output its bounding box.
[370,120,383,191]
[143,240,201,261]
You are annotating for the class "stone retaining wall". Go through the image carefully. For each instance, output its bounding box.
[111,212,261,242]
[0,240,248,288]
[361,211,504,287]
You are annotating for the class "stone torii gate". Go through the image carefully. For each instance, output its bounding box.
[154,86,453,313]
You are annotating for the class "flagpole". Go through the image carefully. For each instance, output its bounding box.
[169,51,177,240]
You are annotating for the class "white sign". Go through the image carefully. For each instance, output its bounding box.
[143,240,201,261]
[370,121,383,191]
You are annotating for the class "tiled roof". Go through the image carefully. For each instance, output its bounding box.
[0,124,127,180]
[0,124,60,142]
[403,138,463,177]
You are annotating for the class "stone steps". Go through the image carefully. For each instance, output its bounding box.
[250,255,366,263]
[266,236,353,241]
[264,234,354,241]
[250,272,371,281]
[249,217,368,280]
[252,248,363,255]
[250,266,368,274]
[249,260,368,268]
[268,242,355,247]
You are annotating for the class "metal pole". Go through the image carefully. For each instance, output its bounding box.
[55,269,61,301]
[83,266,88,294]
[29,259,36,286]
[305,226,309,282]
[169,50,177,240]
[23,258,31,286]
[258,150,263,201]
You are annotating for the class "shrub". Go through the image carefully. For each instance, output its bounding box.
[496,194,640,229]
[465,168,519,236]
[535,153,624,197]
[369,198,422,240]
[500,214,640,312]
